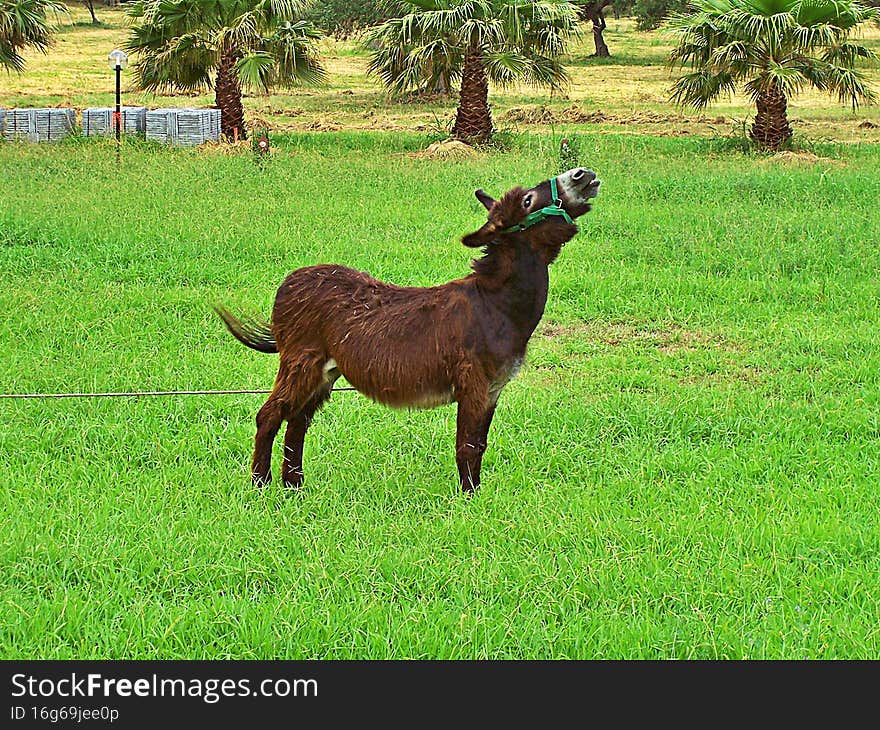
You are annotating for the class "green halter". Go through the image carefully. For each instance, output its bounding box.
[502,177,574,234]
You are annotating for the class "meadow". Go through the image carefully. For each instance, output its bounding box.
[1,7,880,659]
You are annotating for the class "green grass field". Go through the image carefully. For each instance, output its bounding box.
[2,132,880,659]
[3,5,880,659]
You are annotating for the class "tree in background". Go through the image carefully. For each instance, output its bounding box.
[668,0,878,150]
[304,0,389,38]
[367,0,580,144]
[606,0,635,18]
[576,0,612,56]
[0,0,65,71]
[82,0,100,23]
[573,0,635,57]
[125,0,325,140]
[632,0,685,30]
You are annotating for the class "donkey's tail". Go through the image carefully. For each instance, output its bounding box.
[213,304,278,354]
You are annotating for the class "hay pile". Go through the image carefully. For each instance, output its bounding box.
[503,105,557,124]
[197,139,254,155]
[407,139,479,160]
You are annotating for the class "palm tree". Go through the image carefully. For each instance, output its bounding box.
[367,0,580,144]
[125,0,326,141]
[667,0,878,150]
[0,0,66,72]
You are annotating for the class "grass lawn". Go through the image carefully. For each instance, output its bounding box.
[1,131,879,658]
[2,5,880,660]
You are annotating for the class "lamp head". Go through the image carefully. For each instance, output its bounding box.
[108,49,128,70]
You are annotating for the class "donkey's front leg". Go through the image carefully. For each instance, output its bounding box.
[477,401,498,453]
[455,392,490,492]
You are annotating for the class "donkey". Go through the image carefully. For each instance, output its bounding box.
[215,167,600,492]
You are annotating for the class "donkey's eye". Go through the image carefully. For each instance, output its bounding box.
[522,194,534,209]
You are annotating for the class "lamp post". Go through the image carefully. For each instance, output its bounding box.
[108,49,128,158]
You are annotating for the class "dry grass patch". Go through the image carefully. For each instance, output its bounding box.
[197,139,254,155]
[677,365,765,387]
[541,320,739,354]
[539,320,762,387]
[768,150,844,166]
[502,104,725,127]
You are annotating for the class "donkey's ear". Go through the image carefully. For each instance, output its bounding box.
[462,220,498,248]
[475,189,495,210]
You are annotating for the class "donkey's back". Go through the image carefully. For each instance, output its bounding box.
[270,264,474,408]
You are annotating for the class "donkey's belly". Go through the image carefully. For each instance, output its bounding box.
[334,360,455,410]
[354,381,455,410]
[404,388,456,409]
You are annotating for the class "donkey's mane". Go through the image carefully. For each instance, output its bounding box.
[467,186,527,286]
[490,186,530,228]
[469,244,513,289]
[469,183,578,284]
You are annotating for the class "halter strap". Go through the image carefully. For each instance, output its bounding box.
[502,177,574,234]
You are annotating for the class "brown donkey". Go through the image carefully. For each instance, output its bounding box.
[215,167,600,492]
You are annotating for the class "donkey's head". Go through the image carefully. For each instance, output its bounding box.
[462,168,600,258]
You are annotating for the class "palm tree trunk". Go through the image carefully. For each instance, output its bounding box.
[215,47,247,141]
[751,81,791,150]
[451,45,492,144]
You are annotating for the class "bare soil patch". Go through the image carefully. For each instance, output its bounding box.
[502,105,724,127]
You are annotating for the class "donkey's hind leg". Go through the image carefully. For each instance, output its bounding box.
[252,394,285,487]
[281,384,333,489]
[251,356,324,487]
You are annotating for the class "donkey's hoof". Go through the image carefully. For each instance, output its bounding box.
[252,472,272,488]
[282,467,304,490]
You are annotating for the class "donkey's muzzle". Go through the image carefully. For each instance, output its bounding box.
[561,167,600,195]
[571,168,596,184]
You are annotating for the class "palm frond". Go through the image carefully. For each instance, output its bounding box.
[824,63,878,108]
[125,0,324,93]
[235,50,275,90]
[261,19,326,86]
[670,69,737,107]
[822,40,876,66]
[367,0,577,96]
[743,62,809,99]
[0,0,68,72]
[485,49,568,88]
